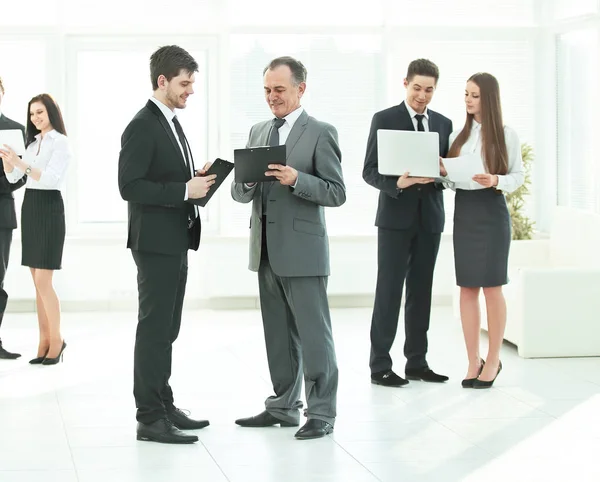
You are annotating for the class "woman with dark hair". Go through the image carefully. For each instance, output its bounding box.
[0,93,71,365]
[440,73,523,388]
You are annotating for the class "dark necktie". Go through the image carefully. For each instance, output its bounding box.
[415,114,425,132]
[173,116,197,224]
[262,118,286,212]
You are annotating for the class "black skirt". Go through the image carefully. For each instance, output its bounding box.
[453,188,511,288]
[21,189,66,270]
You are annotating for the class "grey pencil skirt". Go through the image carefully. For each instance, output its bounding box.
[21,189,66,270]
[453,188,511,288]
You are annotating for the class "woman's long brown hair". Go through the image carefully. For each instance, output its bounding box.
[447,73,508,175]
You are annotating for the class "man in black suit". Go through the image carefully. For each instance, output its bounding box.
[118,45,216,444]
[0,77,26,360]
[363,59,453,387]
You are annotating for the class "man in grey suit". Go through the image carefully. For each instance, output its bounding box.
[231,56,346,440]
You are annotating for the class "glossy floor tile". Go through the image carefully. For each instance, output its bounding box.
[0,306,599,481]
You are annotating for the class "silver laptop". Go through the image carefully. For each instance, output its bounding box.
[0,129,26,157]
[377,129,440,177]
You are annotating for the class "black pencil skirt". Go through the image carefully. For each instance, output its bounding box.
[453,188,511,288]
[21,189,66,270]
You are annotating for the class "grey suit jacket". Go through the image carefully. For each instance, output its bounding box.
[231,110,346,277]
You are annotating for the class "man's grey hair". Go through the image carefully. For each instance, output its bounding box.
[263,56,307,85]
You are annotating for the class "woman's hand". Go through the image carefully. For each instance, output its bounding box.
[439,157,447,177]
[0,145,20,172]
[472,173,498,188]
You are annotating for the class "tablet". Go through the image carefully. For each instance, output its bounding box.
[377,129,440,177]
[234,145,287,183]
[0,129,26,157]
[189,158,234,207]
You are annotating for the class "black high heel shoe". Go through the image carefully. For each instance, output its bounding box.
[473,360,502,389]
[462,359,485,388]
[29,350,49,365]
[41,341,67,365]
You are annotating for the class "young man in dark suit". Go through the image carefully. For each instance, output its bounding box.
[363,59,453,387]
[0,77,27,360]
[118,45,216,444]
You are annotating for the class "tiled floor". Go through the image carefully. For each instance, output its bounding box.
[1,306,599,481]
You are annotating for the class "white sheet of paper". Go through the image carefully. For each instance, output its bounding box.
[442,154,484,182]
[0,129,26,157]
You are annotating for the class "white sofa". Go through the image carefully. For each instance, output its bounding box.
[453,206,600,358]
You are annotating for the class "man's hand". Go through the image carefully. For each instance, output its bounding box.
[439,157,447,177]
[396,171,435,189]
[472,173,498,188]
[266,164,298,186]
[187,174,217,199]
[195,161,213,177]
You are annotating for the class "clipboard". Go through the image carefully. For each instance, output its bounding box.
[189,158,234,207]
[0,129,26,157]
[234,145,287,183]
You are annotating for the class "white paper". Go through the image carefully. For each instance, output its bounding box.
[0,129,26,157]
[442,154,484,183]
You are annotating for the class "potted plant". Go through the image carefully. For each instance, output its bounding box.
[506,143,535,240]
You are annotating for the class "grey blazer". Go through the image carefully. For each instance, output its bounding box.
[231,110,346,277]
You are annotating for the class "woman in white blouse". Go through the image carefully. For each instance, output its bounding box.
[0,94,70,365]
[440,73,524,389]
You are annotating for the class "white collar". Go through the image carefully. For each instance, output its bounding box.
[149,96,176,122]
[405,102,429,120]
[279,106,304,128]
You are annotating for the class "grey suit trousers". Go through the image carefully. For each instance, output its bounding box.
[258,258,338,426]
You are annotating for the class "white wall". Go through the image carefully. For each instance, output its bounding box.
[4,233,457,311]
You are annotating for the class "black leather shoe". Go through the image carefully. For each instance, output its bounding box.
[473,360,502,389]
[371,370,409,387]
[0,344,21,360]
[235,410,298,427]
[168,408,209,430]
[405,367,449,383]
[462,359,485,388]
[294,419,333,440]
[136,419,198,444]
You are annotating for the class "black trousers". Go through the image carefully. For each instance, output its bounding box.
[0,228,13,331]
[369,222,441,373]
[132,250,188,424]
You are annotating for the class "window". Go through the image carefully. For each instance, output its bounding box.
[223,34,384,236]
[556,29,599,213]
[66,38,213,229]
[553,0,598,20]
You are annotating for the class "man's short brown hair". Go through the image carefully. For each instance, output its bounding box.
[0,77,4,95]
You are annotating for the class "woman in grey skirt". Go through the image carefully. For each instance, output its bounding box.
[0,94,70,365]
[440,73,523,388]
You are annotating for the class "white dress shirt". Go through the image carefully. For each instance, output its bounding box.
[148,97,196,209]
[6,129,71,190]
[405,103,430,132]
[446,121,524,193]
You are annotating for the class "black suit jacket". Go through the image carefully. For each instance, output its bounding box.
[118,100,200,255]
[0,114,27,229]
[362,102,453,233]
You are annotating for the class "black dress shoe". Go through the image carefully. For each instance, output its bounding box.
[473,360,502,389]
[294,419,333,440]
[168,408,209,430]
[0,344,21,360]
[235,410,298,427]
[371,370,409,387]
[136,419,198,444]
[462,359,485,388]
[405,367,449,383]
